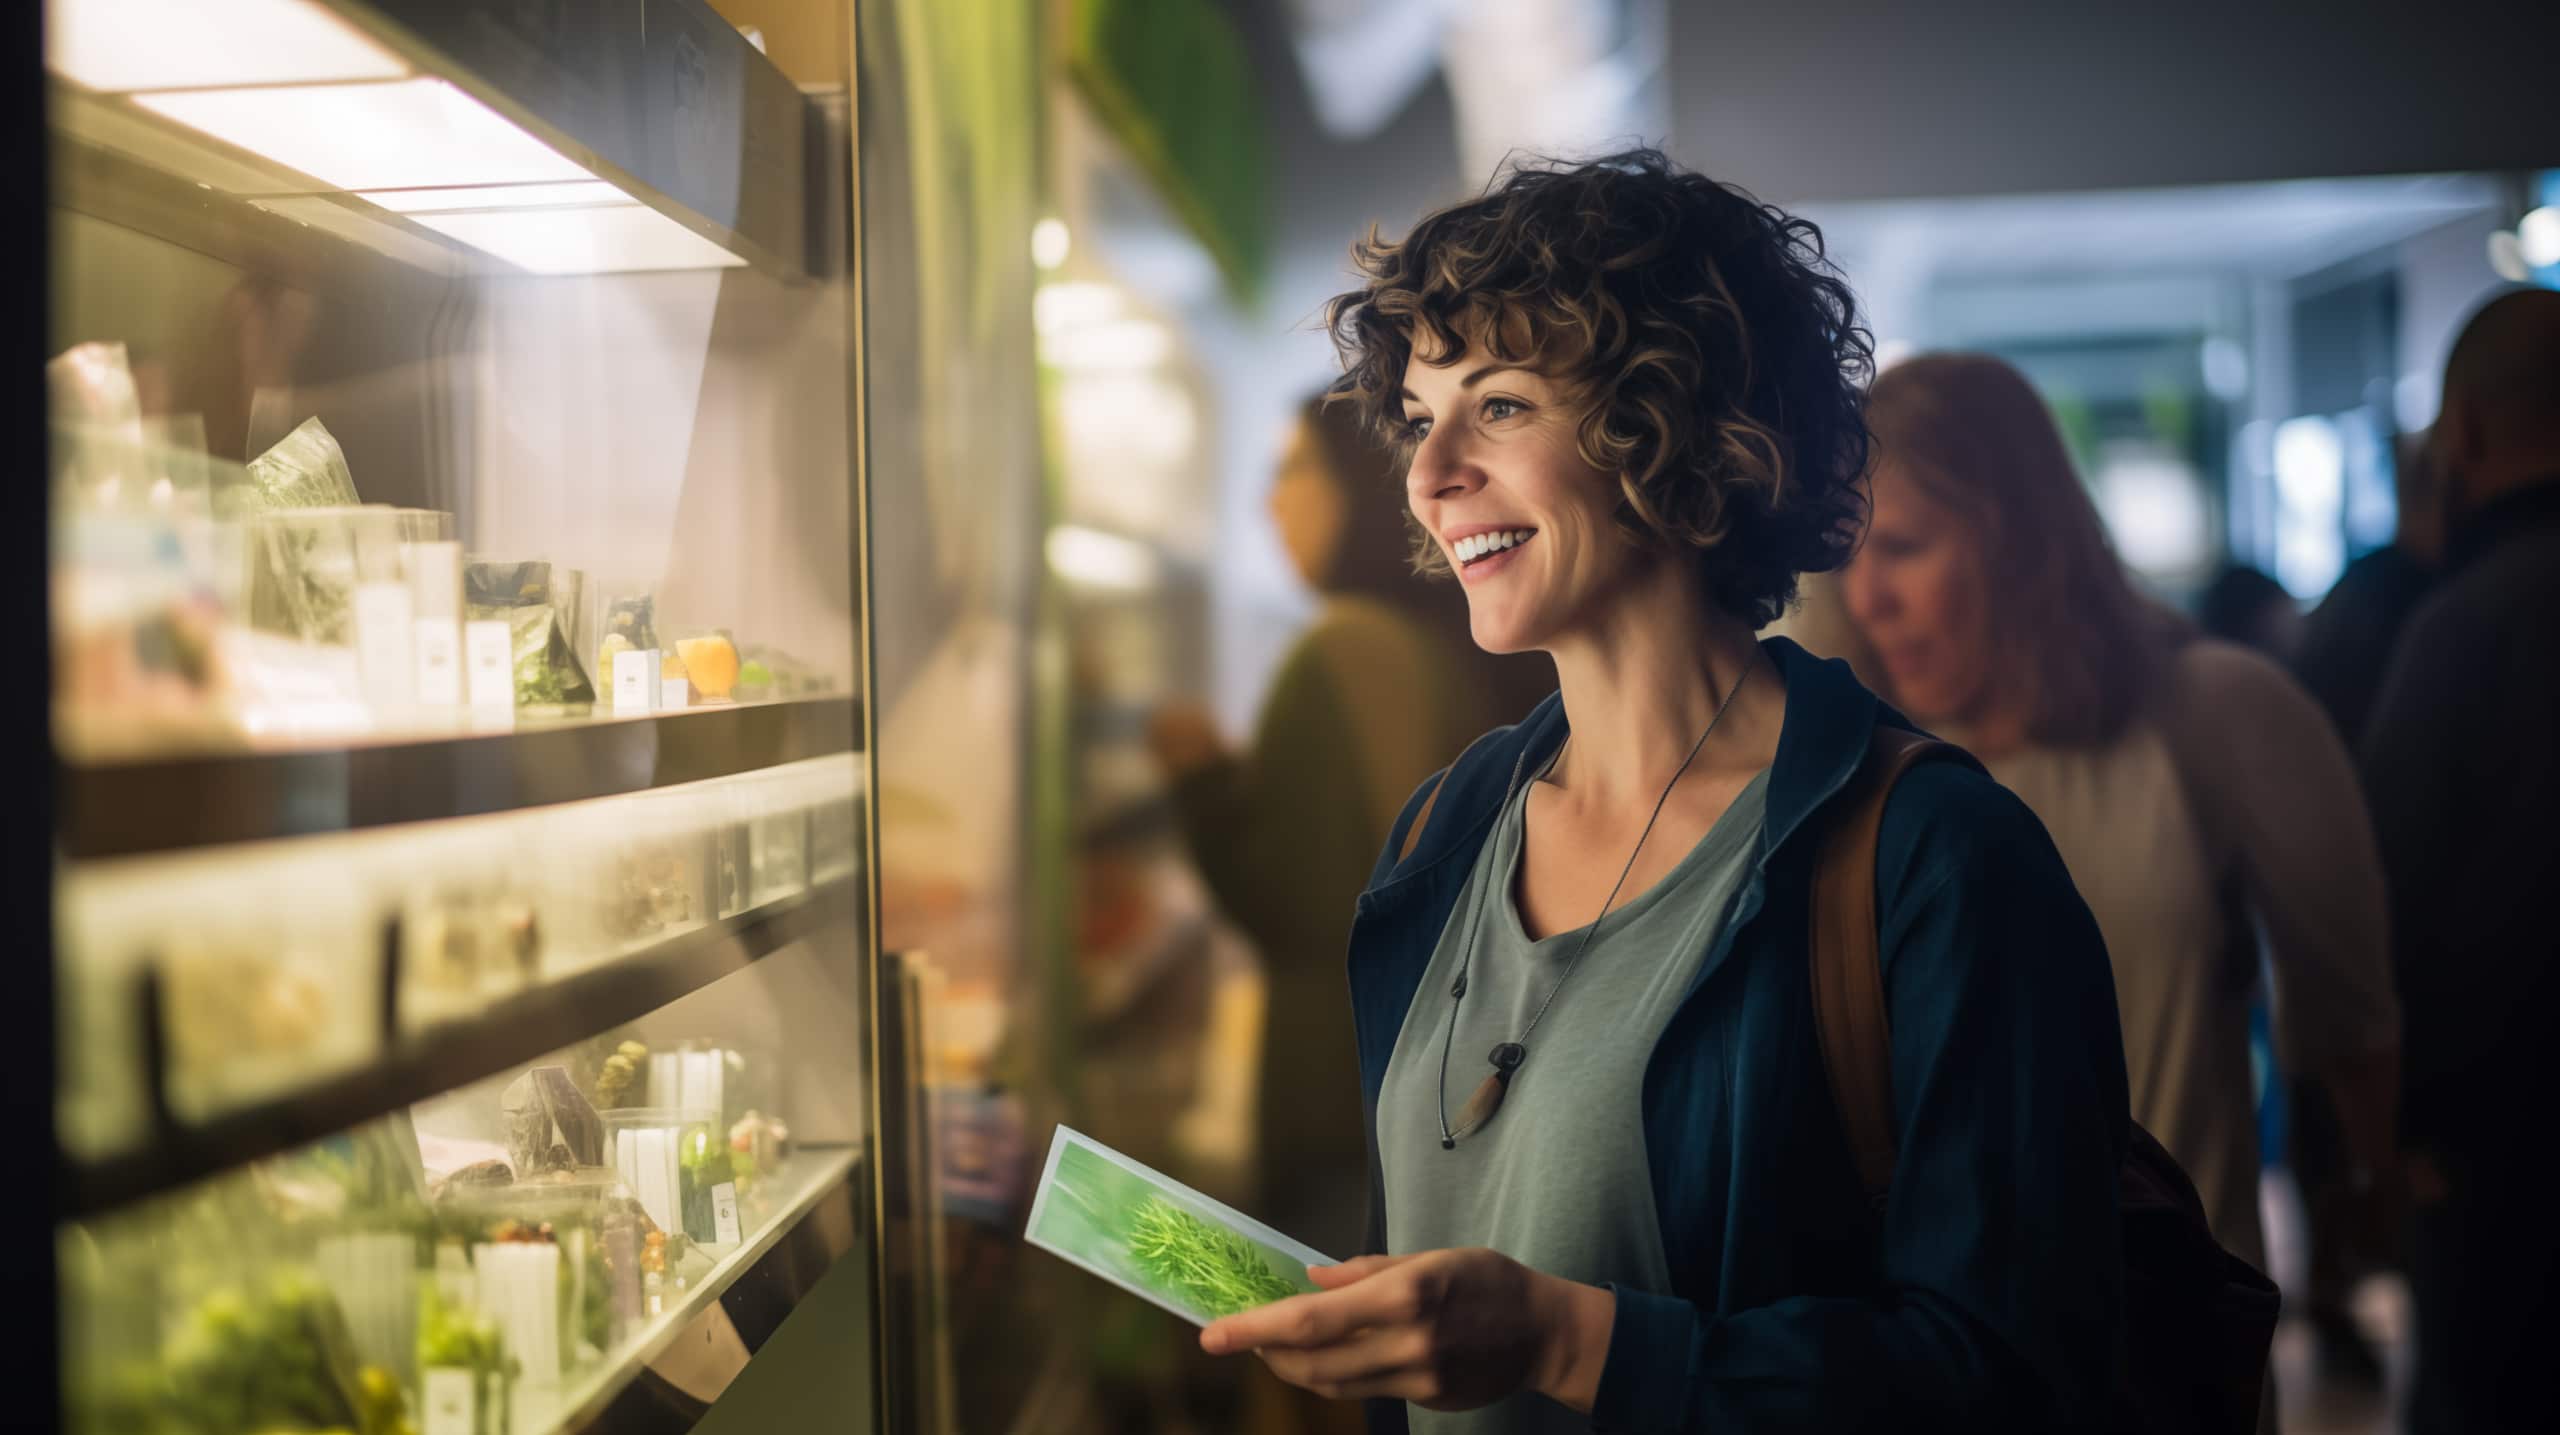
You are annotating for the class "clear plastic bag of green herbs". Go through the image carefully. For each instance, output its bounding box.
[463,560,596,707]
[1024,1126,1332,1327]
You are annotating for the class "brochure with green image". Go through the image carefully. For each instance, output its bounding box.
[1024,1126,1335,1326]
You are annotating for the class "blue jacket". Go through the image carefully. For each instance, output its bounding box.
[1349,638,2130,1432]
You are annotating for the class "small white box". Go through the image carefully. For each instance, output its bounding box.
[353,582,416,713]
[612,646,661,712]
[414,621,462,707]
[711,1181,741,1244]
[660,676,692,710]
[421,1369,475,1435]
[465,620,514,711]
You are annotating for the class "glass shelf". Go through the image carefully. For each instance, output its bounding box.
[42,4,880,1432]
[529,1148,862,1435]
[61,879,858,1221]
[61,695,861,859]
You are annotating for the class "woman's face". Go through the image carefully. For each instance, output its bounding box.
[1841,460,1997,724]
[1400,341,1635,654]
[1268,422,1345,589]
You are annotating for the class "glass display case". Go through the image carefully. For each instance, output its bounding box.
[36,3,893,1432]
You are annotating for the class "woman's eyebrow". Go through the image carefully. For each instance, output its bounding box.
[1399,364,1536,404]
[1459,363,1535,389]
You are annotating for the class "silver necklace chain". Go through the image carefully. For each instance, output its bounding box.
[1435,656,1757,1148]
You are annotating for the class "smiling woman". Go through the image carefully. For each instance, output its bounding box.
[1194,150,2152,1435]
[1330,148,1872,638]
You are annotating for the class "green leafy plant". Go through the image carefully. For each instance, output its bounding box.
[1125,1197,1299,1319]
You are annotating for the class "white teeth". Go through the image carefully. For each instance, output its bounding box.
[1455,529,1533,565]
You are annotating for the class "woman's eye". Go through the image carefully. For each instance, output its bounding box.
[1482,397,1525,422]
[1402,415,1434,441]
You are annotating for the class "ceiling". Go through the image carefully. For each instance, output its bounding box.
[1802,172,2502,287]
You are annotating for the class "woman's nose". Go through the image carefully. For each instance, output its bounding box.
[1407,428,1480,504]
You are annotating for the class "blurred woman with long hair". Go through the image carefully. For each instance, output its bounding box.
[1842,353,2402,1275]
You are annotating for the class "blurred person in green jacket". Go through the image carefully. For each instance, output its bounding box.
[1152,392,1547,1262]
[1153,392,1543,1435]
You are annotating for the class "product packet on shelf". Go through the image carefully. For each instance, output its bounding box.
[418,1270,512,1435]
[47,340,143,441]
[78,1269,394,1435]
[502,1066,606,1179]
[742,769,812,908]
[582,791,708,958]
[732,642,837,702]
[604,1107,737,1247]
[671,629,740,703]
[727,1110,791,1195]
[242,504,391,647]
[316,1230,424,1385]
[397,823,546,1031]
[232,419,370,665]
[433,1172,646,1382]
[596,588,660,711]
[463,561,597,708]
[241,415,361,511]
[138,851,380,1124]
[1026,1125,1332,1327]
[592,1039,652,1111]
[50,500,242,755]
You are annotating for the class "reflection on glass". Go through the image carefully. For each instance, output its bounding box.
[47,8,870,1434]
[62,950,860,1435]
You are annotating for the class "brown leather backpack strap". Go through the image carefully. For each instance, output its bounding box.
[1397,774,1447,866]
[1808,726,1957,1203]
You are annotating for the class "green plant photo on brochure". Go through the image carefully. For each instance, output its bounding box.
[1128,1197,1302,1318]
[1026,1129,1328,1326]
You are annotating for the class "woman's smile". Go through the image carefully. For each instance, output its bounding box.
[1449,526,1539,585]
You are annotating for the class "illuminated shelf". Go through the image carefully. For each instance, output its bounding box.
[535,1148,864,1435]
[59,696,860,860]
[60,879,859,1219]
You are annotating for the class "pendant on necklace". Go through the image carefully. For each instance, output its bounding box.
[1449,1042,1528,1145]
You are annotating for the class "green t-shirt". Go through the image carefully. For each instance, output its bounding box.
[1378,767,1770,1433]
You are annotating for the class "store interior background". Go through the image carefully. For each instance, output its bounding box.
[24,2,2558,1434]
[997,3,2558,1433]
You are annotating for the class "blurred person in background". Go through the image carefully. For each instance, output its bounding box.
[2295,427,2447,752]
[1200,151,2131,1434]
[2193,553,2382,1387]
[2357,287,2560,1435]
[1148,395,1537,1240]
[1844,355,2403,1303]
[2282,425,2446,1387]
[2196,563,2302,662]
[1153,394,1538,1433]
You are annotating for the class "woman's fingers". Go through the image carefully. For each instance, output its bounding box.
[1203,1287,1357,1354]
[1261,1326,1431,1398]
[1204,1263,1427,1355]
[1308,1254,1407,1289]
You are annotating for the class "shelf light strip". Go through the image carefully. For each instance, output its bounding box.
[55,2,745,275]
[47,0,407,93]
[359,181,633,215]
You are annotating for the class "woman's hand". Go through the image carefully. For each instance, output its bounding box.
[1199,1250,1615,1413]
[1147,700,1227,777]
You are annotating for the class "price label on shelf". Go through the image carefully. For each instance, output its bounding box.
[465,619,514,711]
[415,620,462,706]
[422,1368,475,1435]
[713,1181,741,1245]
[354,582,417,709]
[612,646,660,713]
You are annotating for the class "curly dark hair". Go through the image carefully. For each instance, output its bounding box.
[1323,148,1873,627]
